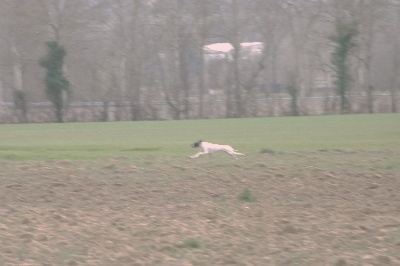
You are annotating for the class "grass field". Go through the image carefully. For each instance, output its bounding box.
[0,113,399,160]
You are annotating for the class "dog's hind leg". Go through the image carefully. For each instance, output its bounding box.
[223,149,244,158]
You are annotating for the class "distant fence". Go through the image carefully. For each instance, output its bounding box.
[0,94,398,123]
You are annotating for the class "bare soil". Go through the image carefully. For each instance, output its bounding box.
[0,151,399,265]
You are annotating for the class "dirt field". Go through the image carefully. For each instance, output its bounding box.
[1,151,399,266]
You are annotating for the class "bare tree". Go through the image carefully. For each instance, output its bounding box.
[0,1,47,121]
[194,0,212,118]
[214,0,268,117]
[107,0,145,120]
[385,0,400,112]
[352,0,390,113]
[283,0,325,115]
[253,0,288,102]
[153,0,197,119]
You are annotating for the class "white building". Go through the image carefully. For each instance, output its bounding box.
[203,42,264,60]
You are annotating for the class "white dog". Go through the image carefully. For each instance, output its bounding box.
[189,140,244,159]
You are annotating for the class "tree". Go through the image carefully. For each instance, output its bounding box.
[330,21,358,114]
[285,71,299,116]
[13,90,27,122]
[153,0,196,120]
[352,0,388,113]
[382,0,400,113]
[0,1,46,120]
[216,0,266,117]
[281,0,324,116]
[39,41,70,122]
[194,0,211,118]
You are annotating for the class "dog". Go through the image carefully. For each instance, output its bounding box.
[189,140,244,159]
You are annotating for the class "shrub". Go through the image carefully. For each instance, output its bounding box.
[238,188,256,202]
[260,148,275,154]
[177,238,201,249]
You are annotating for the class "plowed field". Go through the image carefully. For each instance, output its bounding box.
[1,151,399,265]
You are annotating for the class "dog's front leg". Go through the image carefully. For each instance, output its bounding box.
[189,152,205,159]
[190,147,209,158]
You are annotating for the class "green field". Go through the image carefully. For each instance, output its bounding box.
[0,114,399,160]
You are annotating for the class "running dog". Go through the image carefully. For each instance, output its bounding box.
[189,140,244,159]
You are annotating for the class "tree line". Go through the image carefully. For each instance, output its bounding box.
[0,0,399,122]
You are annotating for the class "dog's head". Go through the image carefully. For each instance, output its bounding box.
[191,140,203,148]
